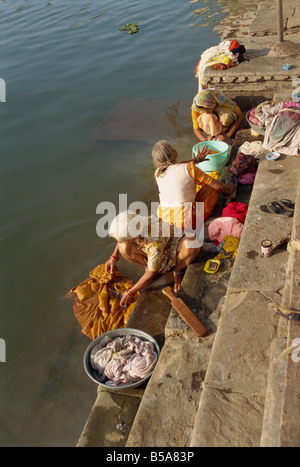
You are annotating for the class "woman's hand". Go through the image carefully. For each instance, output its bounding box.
[119,269,157,307]
[105,257,118,276]
[194,145,210,163]
[224,181,236,195]
[217,132,231,142]
[120,289,136,308]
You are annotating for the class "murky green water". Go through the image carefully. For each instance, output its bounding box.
[0,0,231,446]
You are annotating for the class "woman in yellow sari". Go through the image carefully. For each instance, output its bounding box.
[192,89,243,143]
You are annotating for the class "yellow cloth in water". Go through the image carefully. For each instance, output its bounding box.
[66,264,137,340]
[213,235,240,260]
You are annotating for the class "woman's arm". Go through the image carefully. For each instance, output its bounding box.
[194,128,213,142]
[105,243,120,275]
[180,145,210,164]
[218,109,243,141]
[187,161,235,194]
[120,269,157,307]
[209,178,236,195]
[227,109,243,138]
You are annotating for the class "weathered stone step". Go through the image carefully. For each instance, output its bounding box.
[76,281,174,447]
[126,260,231,447]
[261,178,300,447]
[76,132,300,448]
[189,148,299,447]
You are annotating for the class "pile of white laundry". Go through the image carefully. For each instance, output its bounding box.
[90,335,158,386]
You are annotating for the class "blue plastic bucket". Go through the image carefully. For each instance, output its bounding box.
[192,141,230,174]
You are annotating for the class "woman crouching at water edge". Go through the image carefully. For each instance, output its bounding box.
[105,211,201,306]
[152,140,236,227]
[192,89,243,143]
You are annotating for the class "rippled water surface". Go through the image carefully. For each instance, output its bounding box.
[0,0,229,446]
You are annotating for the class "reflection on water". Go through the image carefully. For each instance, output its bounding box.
[0,0,229,446]
[214,0,261,38]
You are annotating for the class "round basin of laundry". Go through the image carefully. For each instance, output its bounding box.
[192,141,230,174]
[83,328,160,390]
[246,108,265,136]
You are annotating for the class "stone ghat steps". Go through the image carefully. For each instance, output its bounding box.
[76,138,300,448]
[125,151,300,448]
[189,165,300,448]
[260,180,300,448]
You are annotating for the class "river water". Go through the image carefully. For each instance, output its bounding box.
[0,0,233,447]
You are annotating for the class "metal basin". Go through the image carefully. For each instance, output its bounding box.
[246,108,265,135]
[83,328,160,390]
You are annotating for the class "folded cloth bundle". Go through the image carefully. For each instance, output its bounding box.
[229,152,258,178]
[213,235,240,260]
[208,216,244,244]
[238,171,257,185]
[221,201,248,224]
[239,141,267,159]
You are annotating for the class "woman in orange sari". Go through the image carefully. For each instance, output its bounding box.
[152,139,235,223]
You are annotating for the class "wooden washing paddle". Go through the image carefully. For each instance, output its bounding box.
[162,286,208,337]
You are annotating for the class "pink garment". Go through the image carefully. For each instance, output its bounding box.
[249,108,262,126]
[282,101,300,110]
[238,171,256,184]
[208,216,244,244]
[221,202,248,224]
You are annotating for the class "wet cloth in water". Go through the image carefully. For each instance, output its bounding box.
[66,264,137,340]
[90,335,158,386]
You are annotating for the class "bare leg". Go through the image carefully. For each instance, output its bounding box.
[173,236,201,292]
[118,241,148,267]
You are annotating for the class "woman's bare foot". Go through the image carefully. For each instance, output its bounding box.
[173,270,185,293]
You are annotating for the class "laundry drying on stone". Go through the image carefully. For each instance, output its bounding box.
[194,39,246,90]
[248,101,300,155]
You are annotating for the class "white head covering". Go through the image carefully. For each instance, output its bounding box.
[109,211,148,241]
